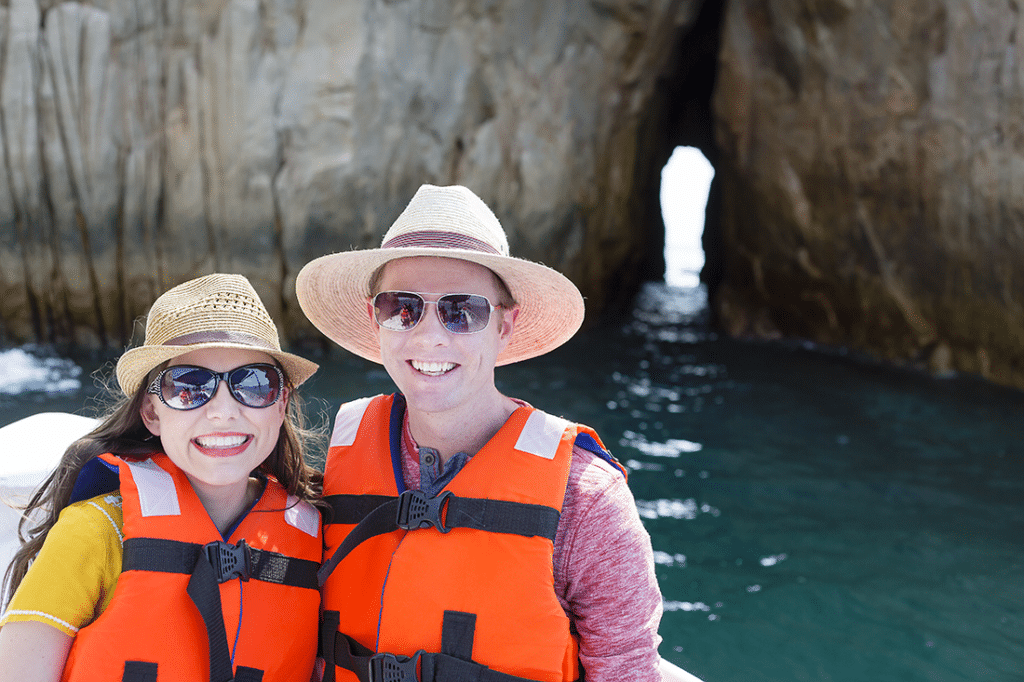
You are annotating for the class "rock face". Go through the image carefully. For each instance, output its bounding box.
[0,0,701,349]
[3,0,1024,390]
[713,1,1024,386]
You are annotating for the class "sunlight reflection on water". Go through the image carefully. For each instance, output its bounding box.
[0,348,82,394]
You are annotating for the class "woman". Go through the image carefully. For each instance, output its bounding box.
[0,274,323,682]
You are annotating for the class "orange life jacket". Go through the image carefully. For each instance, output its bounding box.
[319,394,619,682]
[62,452,322,682]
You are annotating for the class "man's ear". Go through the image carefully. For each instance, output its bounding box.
[367,299,381,340]
[140,396,162,437]
[498,306,520,343]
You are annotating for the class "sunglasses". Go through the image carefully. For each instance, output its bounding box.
[372,291,501,334]
[147,363,285,411]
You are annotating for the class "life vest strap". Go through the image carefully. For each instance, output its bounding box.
[184,553,269,682]
[121,661,158,682]
[324,494,396,524]
[124,533,317,679]
[187,550,235,682]
[122,537,319,590]
[318,492,560,586]
[331,631,549,682]
[324,493,560,538]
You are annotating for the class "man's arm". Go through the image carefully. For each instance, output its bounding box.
[555,448,663,682]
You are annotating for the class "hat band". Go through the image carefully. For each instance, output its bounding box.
[162,330,277,350]
[382,230,501,255]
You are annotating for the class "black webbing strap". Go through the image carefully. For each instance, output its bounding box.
[427,654,541,682]
[124,537,309,682]
[122,537,319,590]
[332,631,375,682]
[440,611,476,660]
[331,629,543,682]
[234,667,264,682]
[187,549,234,682]
[317,497,404,586]
[318,491,560,586]
[122,661,157,682]
[320,610,342,682]
[324,493,560,539]
[324,494,395,525]
[442,497,559,540]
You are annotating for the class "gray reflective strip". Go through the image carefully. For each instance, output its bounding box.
[514,411,570,460]
[330,396,375,447]
[285,495,320,537]
[125,459,181,517]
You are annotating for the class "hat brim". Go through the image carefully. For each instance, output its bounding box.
[116,342,320,396]
[296,246,585,366]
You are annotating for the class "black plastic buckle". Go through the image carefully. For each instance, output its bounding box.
[369,650,423,682]
[204,539,252,583]
[395,490,452,533]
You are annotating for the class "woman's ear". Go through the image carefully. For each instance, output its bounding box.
[140,396,162,437]
[277,386,290,419]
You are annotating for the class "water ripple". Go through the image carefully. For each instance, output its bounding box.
[0,348,82,394]
[636,498,721,520]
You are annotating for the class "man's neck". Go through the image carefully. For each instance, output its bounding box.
[406,394,519,465]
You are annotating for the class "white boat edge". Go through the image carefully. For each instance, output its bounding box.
[0,412,705,682]
[660,657,703,682]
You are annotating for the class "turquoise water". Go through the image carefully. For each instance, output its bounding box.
[2,282,1022,681]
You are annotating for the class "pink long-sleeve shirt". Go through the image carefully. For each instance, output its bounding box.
[400,404,664,682]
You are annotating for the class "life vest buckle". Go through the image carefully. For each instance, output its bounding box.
[369,650,424,682]
[396,489,452,533]
[204,539,252,582]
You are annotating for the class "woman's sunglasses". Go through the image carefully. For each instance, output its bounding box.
[147,363,285,411]
[372,291,501,334]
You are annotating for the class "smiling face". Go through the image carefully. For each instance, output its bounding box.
[140,347,288,501]
[371,256,518,420]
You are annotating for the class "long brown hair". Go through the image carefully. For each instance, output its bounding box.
[2,363,323,607]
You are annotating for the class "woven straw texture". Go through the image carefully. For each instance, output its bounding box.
[117,274,318,394]
[296,184,585,365]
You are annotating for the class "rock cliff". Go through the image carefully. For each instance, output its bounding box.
[2,0,1023,389]
[0,0,700,349]
[713,0,1024,386]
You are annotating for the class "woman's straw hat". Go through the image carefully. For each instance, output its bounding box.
[296,184,585,366]
[116,274,319,394]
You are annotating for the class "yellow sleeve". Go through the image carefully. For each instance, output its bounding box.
[0,493,123,636]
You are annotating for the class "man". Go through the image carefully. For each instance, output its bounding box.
[297,184,663,682]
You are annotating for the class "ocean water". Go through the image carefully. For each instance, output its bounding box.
[1,278,1022,681]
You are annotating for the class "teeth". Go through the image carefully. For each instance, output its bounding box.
[195,435,247,448]
[411,360,456,376]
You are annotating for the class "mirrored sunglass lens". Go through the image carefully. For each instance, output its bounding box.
[228,365,281,407]
[375,292,424,330]
[438,294,491,333]
[161,367,216,409]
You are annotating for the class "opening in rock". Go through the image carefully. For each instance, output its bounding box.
[661,146,714,289]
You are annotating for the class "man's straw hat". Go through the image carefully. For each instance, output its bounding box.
[296,184,585,365]
[116,273,318,394]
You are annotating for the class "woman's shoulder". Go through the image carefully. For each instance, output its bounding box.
[58,492,124,540]
[2,494,124,634]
